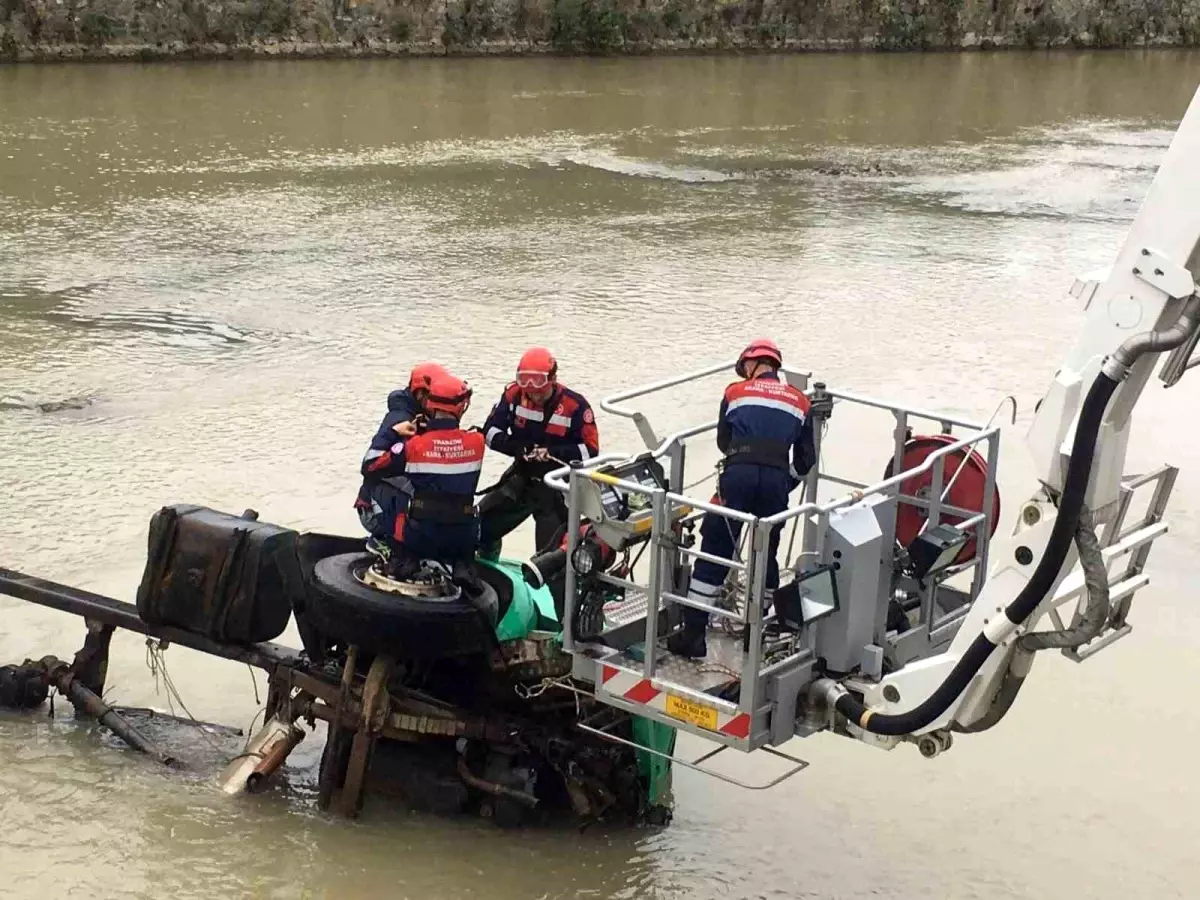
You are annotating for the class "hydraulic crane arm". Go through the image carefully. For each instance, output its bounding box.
[824,83,1200,738]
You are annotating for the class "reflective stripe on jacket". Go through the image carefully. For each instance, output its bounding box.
[482,383,600,467]
[717,372,815,481]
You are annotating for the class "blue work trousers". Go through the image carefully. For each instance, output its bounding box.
[684,464,795,631]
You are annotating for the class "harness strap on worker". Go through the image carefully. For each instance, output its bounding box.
[408,491,476,523]
[724,438,791,470]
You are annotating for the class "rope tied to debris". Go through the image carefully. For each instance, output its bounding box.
[513,674,575,700]
[144,637,225,754]
[514,675,583,719]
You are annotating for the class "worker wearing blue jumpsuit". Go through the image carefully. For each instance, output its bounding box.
[478,347,600,557]
[667,339,816,659]
[358,372,485,577]
[354,362,446,551]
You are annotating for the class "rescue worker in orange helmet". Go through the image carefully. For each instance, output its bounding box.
[354,361,448,556]
[667,339,816,659]
[359,372,485,579]
[477,347,600,557]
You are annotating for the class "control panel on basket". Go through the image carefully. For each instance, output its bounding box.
[577,454,693,550]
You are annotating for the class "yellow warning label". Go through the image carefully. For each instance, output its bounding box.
[664,693,718,731]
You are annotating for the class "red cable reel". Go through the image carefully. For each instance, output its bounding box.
[884,434,1001,567]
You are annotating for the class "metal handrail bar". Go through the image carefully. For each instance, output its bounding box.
[594,572,643,593]
[665,490,756,523]
[644,394,976,464]
[575,722,809,790]
[661,589,745,622]
[677,545,748,572]
[825,388,985,431]
[601,360,737,419]
[602,360,814,420]
[560,466,760,527]
[542,453,627,492]
[650,421,719,459]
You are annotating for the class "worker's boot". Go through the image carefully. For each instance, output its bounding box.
[387,551,420,582]
[365,536,391,568]
[666,610,708,659]
[451,558,480,592]
[666,627,707,659]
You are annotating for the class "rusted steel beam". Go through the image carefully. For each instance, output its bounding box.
[70,620,115,700]
[0,567,302,672]
[281,661,506,743]
[303,698,487,742]
[39,656,177,767]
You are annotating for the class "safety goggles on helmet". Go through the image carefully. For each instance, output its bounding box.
[517,370,552,391]
[516,347,557,391]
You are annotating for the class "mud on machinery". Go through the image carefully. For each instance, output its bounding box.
[2,84,1200,824]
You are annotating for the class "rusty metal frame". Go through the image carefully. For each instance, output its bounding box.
[0,565,652,820]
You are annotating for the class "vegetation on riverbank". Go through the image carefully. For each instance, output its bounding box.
[2,0,1199,61]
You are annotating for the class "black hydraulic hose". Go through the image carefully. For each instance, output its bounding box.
[835,371,1120,736]
[953,650,1030,735]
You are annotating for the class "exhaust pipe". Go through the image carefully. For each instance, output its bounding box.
[218,715,304,795]
[245,725,305,793]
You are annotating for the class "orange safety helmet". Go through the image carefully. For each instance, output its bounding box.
[516,346,558,391]
[735,338,783,378]
[408,362,448,394]
[424,372,472,418]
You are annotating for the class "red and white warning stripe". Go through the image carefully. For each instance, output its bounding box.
[597,661,752,741]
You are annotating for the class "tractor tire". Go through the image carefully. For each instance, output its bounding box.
[309,553,498,660]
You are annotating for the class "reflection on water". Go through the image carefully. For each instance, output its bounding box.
[2,51,1200,900]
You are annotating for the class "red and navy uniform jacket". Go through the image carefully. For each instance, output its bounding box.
[483,383,600,473]
[717,372,816,483]
[360,419,485,540]
[355,387,421,507]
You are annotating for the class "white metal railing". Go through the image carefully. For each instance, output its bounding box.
[601,358,813,452]
[542,366,1004,743]
[547,428,998,717]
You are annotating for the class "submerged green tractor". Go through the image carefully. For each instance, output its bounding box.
[292,531,677,825]
[117,495,677,826]
[481,553,678,818]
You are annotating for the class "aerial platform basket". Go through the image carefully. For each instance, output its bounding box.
[543,359,1176,781]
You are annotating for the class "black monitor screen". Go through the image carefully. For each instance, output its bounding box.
[598,458,666,520]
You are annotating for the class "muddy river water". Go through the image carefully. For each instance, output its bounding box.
[3,51,1200,899]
